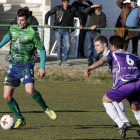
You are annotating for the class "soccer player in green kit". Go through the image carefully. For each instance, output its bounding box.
[0,8,57,128]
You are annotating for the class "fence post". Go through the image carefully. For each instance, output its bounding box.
[41,27,44,45]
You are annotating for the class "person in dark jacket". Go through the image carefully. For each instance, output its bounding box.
[72,0,93,58]
[116,0,140,56]
[45,0,83,66]
[84,3,106,66]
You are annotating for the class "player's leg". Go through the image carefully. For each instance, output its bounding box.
[119,101,126,116]
[25,83,57,120]
[102,86,133,138]
[127,80,140,126]
[130,103,140,125]
[103,95,129,138]
[3,68,26,128]
[112,101,131,125]
[130,103,140,136]
[118,101,132,126]
[102,94,124,128]
[3,85,26,128]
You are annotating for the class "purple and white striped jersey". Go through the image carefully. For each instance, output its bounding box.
[104,49,140,89]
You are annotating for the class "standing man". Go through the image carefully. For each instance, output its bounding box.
[45,0,83,66]
[72,0,93,58]
[0,8,57,128]
[84,4,106,66]
[116,0,140,56]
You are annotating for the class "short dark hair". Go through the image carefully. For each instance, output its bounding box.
[93,35,108,46]
[23,6,29,11]
[17,8,29,19]
[62,0,70,2]
[109,35,124,49]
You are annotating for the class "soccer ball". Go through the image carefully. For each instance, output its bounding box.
[0,115,15,129]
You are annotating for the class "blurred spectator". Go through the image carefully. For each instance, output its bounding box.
[115,0,140,56]
[45,0,83,66]
[72,0,93,58]
[84,4,106,66]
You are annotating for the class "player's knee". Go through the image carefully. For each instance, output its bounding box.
[102,95,106,103]
[3,94,12,101]
[26,89,35,96]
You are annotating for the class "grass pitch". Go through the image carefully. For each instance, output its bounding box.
[0,81,140,140]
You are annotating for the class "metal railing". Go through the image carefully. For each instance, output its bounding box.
[1,24,140,45]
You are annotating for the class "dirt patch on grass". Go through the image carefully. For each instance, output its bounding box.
[0,65,112,83]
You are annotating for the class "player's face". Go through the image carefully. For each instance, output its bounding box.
[17,16,29,29]
[94,41,106,54]
[62,1,69,9]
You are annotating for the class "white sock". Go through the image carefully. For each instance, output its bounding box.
[119,101,126,116]
[112,101,130,123]
[132,109,140,125]
[103,103,123,128]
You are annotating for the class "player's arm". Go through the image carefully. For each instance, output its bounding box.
[39,48,46,70]
[84,57,108,77]
[45,6,57,28]
[0,34,11,48]
[33,33,46,79]
[37,48,46,79]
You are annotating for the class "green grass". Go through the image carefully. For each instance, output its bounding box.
[0,81,139,139]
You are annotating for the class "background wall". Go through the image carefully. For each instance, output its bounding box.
[50,0,140,57]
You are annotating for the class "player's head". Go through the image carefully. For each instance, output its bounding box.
[109,35,124,51]
[93,35,108,54]
[62,0,70,8]
[17,8,29,29]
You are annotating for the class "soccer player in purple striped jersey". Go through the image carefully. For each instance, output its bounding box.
[84,35,140,138]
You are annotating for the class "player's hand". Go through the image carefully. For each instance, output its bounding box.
[84,68,91,77]
[89,25,97,30]
[38,69,46,79]
[79,26,83,30]
[45,24,50,28]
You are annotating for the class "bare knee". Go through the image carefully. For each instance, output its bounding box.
[102,95,106,103]
[102,94,113,103]
[26,88,35,96]
[130,103,140,111]
[3,86,14,101]
[3,93,12,102]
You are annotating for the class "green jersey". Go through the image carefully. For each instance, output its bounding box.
[8,25,45,64]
